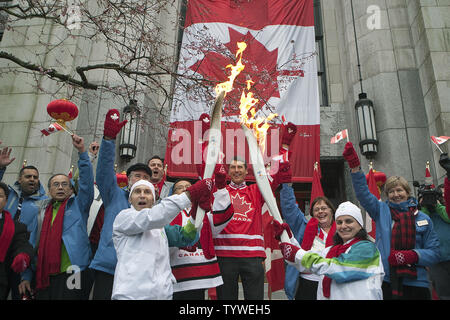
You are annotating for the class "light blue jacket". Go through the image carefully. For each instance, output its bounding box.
[90,139,198,275]
[351,170,440,288]
[23,151,95,281]
[279,183,308,300]
[0,169,48,247]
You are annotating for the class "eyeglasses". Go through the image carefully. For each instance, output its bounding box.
[51,181,70,189]
[312,206,330,213]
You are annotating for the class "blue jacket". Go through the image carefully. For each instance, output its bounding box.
[90,139,193,275]
[23,151,95,281]
[0,169,48,247]
[89,139,129,275]
[421,204,450,262]
[280,183,308,300]
[351,170,440,288]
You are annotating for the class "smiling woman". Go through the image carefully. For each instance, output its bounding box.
[279,201,384,300]
[344,141,441,300]
[384,176,411,204]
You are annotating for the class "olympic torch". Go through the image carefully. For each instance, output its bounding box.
[194,90,225,228]
[194,42,247,229]
[241,124,290,243]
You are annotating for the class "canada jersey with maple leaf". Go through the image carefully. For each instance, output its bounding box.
[213,183,266,258]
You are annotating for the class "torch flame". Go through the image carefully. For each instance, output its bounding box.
[214,42,247,96]
[214,41,277,152]
[239,79,277,152]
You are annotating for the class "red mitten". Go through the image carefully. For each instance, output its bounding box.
[388,250,418,266]
[11,253,30,273]
[187,178,214,212]
[214,164,227,189]
[279,162,292,183]
[199,113,210,137]
[281,122,297,146]
[280,242,300,263]
[104,109,127,139]
[273,220,293,241]
[342,142,360,169]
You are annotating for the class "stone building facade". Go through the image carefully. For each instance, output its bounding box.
[0,0,448,216]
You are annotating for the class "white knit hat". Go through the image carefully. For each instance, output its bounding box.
[335,201,364,227]
[129,180,156,201]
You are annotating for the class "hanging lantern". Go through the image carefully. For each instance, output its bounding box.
[355,93,378,158]
[116,171,128,188]
[47,99,79,125]
[119,99,140,161]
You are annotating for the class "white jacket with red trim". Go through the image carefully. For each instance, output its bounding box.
[169,188,234,292]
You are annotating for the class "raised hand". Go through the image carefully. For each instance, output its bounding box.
[281,122,297,147]
[103,109,127,139]
[342,142,361,169]
[72,134,85,153]
[89,141,100,156]
[0,144,16,168]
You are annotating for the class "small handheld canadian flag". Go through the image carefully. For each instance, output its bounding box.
[330,129,348,144]
[431,136,450,145]
[430,136,450,153]
[41,122,63,136]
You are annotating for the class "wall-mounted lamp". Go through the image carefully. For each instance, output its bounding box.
[119,99,140,161]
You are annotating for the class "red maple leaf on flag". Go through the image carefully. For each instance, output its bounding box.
[189,27,304,117]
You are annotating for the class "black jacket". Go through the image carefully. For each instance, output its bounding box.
[0,212,34,299]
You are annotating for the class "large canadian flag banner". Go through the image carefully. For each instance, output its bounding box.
[165,0,320,182]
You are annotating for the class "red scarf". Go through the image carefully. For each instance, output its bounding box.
[153,176,166,197]
[0,210,15,262]
[301,217,335,250]
[390,206,417,298]
[323,237,361,298]
[200,214,215,260]
[36,199,68,290]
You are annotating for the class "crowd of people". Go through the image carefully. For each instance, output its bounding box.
[0,108,449,300]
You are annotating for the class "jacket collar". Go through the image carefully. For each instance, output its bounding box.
[12,181,46,199]
[229,181,247,190]
[387,197,418,212]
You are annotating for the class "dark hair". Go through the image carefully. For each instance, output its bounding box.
[310,196,336,216]
[19,165,39,177]
[47,173,70,189]
[0,181,10,199]
[173,178,194,187]
[229,156,247,169]
[147,156,164,165]
[333,228,369,245]
[126,163,152,177]
[172,179,194,194]
[47,174,77,196]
